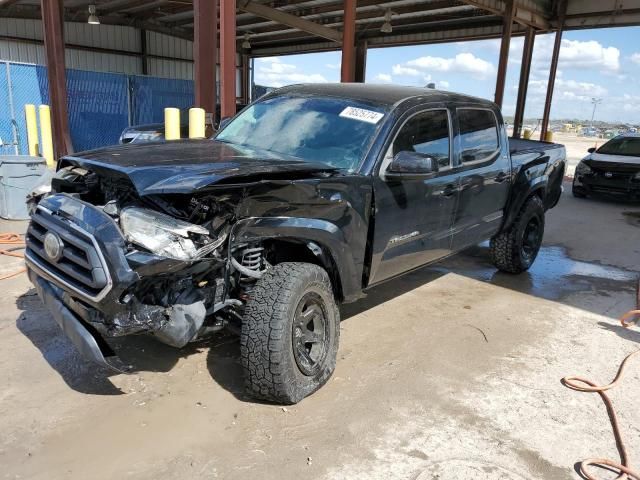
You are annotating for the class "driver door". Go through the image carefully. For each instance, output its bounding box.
[368,108,460,285]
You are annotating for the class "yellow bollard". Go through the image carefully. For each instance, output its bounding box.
[25,104,39,156]
[523,129,532,140]
[189,107,206,139]
[38,105,55,168]
[164,107,180,140]
[544,131,553,142]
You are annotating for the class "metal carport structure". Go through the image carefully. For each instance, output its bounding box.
[1,0,639,158]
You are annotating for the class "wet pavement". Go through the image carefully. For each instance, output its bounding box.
[441,243,637,303]
[1,183,640,480]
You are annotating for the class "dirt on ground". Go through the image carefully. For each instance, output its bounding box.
[548,132,603,176]
[1,185,639,480]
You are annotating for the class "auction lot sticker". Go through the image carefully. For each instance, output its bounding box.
[339,106,384,124]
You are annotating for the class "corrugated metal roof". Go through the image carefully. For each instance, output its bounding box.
[0,0,637,59]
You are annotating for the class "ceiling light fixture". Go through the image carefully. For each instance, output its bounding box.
[380,9,393,33]
[242,33,251,49]
[88,4,100,25]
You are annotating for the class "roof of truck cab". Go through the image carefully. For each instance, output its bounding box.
[268,83,495,108]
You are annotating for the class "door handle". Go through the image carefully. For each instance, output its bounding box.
[495,172,508,183]
[441,184,457,197]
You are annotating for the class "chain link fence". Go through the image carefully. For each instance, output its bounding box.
[0,63,20,155]
[0,61,195,154]
[130,75,194,126]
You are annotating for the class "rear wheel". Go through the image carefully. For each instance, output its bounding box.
[240,262,340,404]
[490,195,545,273]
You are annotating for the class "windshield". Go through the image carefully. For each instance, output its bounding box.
[215,95,387,171]
[597,136,640,157]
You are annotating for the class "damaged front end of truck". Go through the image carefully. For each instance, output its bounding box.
[24,140,361,372]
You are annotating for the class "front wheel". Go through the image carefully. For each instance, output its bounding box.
[240,262,340,404]
[490,195,545,274]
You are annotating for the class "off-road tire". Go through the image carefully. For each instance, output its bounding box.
[490,195,545,274]
[240,262,340,404]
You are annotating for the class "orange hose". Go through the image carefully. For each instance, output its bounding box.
[621,310,640,329]
[0,233,25,245]
[0,233,26,280]
[562,310,640,480]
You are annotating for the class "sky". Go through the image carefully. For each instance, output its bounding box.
[253,26,640,124]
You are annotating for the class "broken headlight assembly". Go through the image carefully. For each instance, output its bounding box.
[120,207,224,260]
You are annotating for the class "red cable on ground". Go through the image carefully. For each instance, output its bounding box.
[0,233,26,280]
[562,310,640,480]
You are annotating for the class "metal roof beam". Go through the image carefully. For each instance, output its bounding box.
[94,0,150,14]
[0,0,21,8]
[237,1,471,31]
[119,0,170,14]
[238,0,342,43]
[461,0,550,29]
[157,9,195,23]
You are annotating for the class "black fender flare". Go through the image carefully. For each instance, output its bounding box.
[502,176,548,231]
[230,216,364,303]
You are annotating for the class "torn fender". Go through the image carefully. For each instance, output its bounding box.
[231,216,365,303]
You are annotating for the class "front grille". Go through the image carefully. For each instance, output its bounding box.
[591,185,631,194]
[26,206,112,301]
[591,170,634,181]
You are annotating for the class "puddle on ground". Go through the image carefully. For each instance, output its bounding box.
[438,243,638,302]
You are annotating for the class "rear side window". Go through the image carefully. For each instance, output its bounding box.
[458,109,499,163]
[392,109,451,170]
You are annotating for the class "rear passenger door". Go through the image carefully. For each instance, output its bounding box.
[369,108,459,285]
[450,108,511,251]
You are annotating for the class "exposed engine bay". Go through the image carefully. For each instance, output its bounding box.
[27,165,273,352]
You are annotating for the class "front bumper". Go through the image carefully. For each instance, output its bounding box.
[25,194,225,369]
[30,272,126,372]
[573,172,640,199]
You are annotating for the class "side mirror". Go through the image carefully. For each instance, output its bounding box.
[219,117,232,130]
[587,147,596,153]
[385,151,438,180]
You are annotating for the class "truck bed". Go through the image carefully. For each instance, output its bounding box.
[508,137,564,155]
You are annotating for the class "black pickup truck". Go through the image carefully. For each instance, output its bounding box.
[26,84,566,404]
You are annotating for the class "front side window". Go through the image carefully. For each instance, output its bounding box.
[458,109,499,163]
[391,110,451,170]
[215,95,387,171]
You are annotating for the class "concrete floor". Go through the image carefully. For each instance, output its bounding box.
[1,185,639,480]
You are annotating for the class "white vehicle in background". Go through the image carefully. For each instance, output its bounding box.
[573,133,640,200]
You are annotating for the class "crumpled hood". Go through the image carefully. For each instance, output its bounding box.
[61,139,336,196]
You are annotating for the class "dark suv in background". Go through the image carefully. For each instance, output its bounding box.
[573,133,640,200]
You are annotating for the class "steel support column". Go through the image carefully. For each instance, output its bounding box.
[220,0,237,118]
[241,53,250,104]
[494,0,515,108]
[541,0,567,141]
[140,28,148,75]
[512,27,535,138]
[340,0,357,83]
[354,40,367,83]
[40,0,72,158]
[194,0,217,121]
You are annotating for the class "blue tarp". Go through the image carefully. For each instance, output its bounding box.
[0,61,195,154]
[130,76,194,125]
